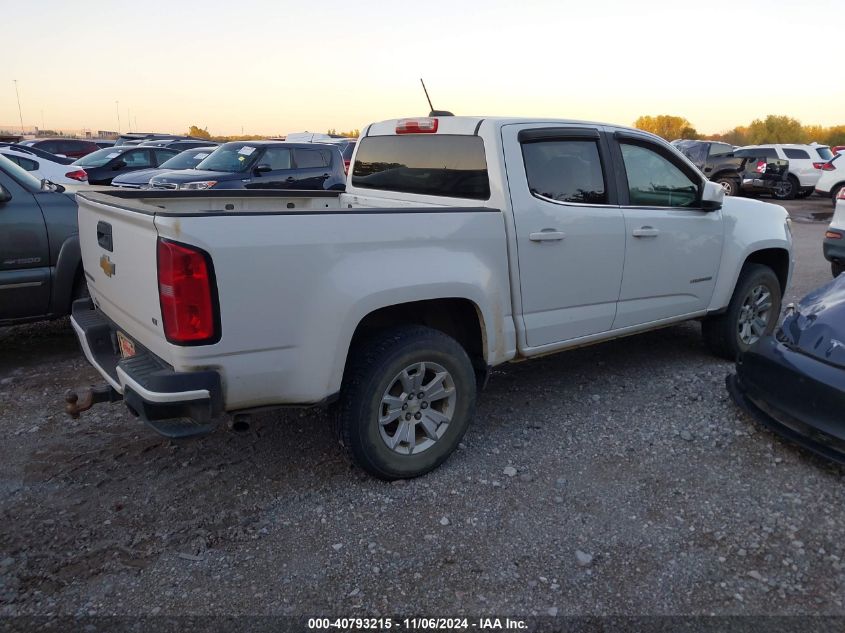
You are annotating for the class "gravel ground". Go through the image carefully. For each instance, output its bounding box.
[0,200,841,620]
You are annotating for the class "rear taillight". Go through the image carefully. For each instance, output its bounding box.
[819,162,836,171]
[65,169,87,182]
[344,159,350,174]
[755,161,766,174]
[826,231,842,240]
[157,238,219,345]
[396,118,439,134]
[813,162,827,170]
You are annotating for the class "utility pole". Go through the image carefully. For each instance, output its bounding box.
[40,110,45,132]
[13,80,25,134]
[116,100,121,134]
[127,108,131,132]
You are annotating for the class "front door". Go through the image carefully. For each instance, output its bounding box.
[0,171,50,320]
[248,147,295,189]
[610,134,723,329]
[503,124,626,348]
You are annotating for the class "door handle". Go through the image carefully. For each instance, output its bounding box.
[632,226,660,238]
[529,230,566,242]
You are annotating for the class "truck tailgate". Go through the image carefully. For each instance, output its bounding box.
[77,193,172,364]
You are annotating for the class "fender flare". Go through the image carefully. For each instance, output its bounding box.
[48,234,81,316]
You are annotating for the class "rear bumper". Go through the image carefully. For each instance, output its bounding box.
[70,298,224,437]
[728,335,845,463]
[824,235,845,264]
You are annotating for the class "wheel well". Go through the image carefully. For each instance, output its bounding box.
[711,171,738,182]
[744,248,790,293]
[349,298,486,370]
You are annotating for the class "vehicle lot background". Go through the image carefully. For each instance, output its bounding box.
[0,197,841,617]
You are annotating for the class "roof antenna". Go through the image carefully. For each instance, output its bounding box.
[420,78,453,117]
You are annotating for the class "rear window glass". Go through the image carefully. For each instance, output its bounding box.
[815,146,834,161]
[351,135,489,200]
[783,148,810,159]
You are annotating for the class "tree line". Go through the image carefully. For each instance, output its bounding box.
[633,115,845,147]
[185,126,360,141]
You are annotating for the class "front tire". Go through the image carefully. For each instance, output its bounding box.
[702,263,782,360]
[337,325,476,480]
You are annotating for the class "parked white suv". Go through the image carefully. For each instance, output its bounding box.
[815,152,845,206]
[737,143,834,200]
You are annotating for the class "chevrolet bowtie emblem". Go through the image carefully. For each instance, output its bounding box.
[100,254,115,277]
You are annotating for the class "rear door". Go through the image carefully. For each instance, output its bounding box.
[292,147,333,189]
[503,123,626,347]
[0,168,50,320]
[610,132,722,328]
[781,147,817,187]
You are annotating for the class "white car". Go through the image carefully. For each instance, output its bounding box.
[824,188,845,277]
[0,144,88,185]
[737,143,834,200]
[69,115,793,479]
[815,152,845,205]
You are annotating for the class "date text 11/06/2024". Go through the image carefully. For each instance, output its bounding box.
[307,617,529,630]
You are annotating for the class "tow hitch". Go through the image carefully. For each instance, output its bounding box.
[65,384,123,419]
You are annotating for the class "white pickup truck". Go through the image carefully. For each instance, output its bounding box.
[69,116,794,479]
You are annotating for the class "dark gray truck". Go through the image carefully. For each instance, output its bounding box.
[0,155,85,325]
[671,140,789,197]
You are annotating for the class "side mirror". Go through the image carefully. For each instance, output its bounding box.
[0,184,11,205]
[254,164,271,175]
[701,180,724,211]
[112,160,126,170]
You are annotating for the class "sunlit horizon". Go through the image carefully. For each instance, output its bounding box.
[3,0,843,137]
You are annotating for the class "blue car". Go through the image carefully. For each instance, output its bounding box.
[728,273,845,463]
[147,141,346,191]
[111,146,218,189]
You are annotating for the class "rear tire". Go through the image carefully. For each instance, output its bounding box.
[833,262,844,278]
[337,325,476,480]
[702,263,782,360]
[715,176,741,197]
[772,176,798,201]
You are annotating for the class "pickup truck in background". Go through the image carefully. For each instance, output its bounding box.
[69,116,794,479]
[0,155,86,325]
[671,140,789,197]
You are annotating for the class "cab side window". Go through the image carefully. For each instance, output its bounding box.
[521,139,607,204]
[619,142,699,208]
[121,150,153,167]
[260,148,292,170]
[294,148,331,169]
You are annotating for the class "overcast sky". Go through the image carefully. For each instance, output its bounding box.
[3,0,843,136]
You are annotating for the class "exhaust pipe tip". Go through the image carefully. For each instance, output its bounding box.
[229,414,251,433]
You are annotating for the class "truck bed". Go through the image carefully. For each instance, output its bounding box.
[76,189,515,409]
